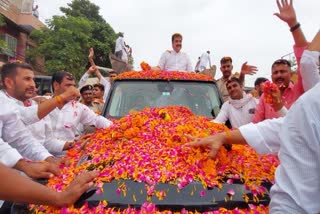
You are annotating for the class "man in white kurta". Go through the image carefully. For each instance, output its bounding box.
[51,71,113,142]
[1,92,68,155]
[213,77,258,128]
[157,33,193,72]
[240,81,320,213]
[114,33,126,59]
[0,62,82,155]
[78,66,113,101]
[0,100,52,167]
[189,49,320,213]
[199,51,211,71]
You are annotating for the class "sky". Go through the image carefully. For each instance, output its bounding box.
[35,0,319,86]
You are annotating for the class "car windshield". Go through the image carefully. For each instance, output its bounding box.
[104,80,222,119]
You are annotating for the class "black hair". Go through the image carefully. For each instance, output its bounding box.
[220,56,233,64]
[1,62,34,89]
[254,77,268,86]
[272,59,291,68]
[171,33,182,43]
[93,83,105,92]
[51,71,74,92]
[226,77,242,87]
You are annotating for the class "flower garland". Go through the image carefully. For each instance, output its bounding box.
[32,106,278,213]
[116,70,214,81]
[263,81,280,104]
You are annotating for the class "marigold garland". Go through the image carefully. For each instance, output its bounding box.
[116,70,214,81]
[263,81,280,104]
[32,106,278,213]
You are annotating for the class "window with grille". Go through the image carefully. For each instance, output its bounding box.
[0,34,17,57]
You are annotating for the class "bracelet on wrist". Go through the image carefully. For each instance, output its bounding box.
[290,22,300,32]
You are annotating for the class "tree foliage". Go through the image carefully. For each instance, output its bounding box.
[0,15,7,49]
[27,0,117,80]
[60,0,117,69]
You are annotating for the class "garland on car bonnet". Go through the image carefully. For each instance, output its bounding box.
[116,70,214,81]
[31,106,277,213]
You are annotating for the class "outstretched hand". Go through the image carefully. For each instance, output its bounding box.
[184,134,225,158]
[274,0,297,27]
[55,170,99,207]
[240,62,258,76]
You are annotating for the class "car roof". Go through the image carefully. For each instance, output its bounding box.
[115,70,215,82]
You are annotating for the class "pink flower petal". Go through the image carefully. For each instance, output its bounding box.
[227,189,235,196]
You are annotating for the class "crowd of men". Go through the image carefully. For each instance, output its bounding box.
[0,57,114,210]
[0,0,319,213]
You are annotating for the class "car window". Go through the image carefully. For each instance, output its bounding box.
[105,80,221,118]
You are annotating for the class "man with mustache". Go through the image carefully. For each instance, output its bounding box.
[186,32,320,213]
[252,0,312,123]
[49,71,113,142]
[0,62,80,156]
[217,57,258,103]
[157,33,193,72]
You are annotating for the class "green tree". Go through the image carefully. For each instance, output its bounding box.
[27,16,93,79]
[60,0,117,68]
[27,0,118,79]
[0,15,7,49]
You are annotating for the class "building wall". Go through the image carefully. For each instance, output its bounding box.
[0,0,45,73]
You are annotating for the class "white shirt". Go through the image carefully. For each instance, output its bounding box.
[158,50,193,72]
[48,100,113,142]
[2,91,66,154]
[115,36,125,52]
[0,90,39,125]
[199,52,211,68]
[79,72,111,101]
[99,76,112,101]
[214,94,258,128]
[238,52,320,213]
[1,93,66,155]
[269,82,320,214]
[300,50,320,92]
[239,89,320,213]
[0,100,52,167]
[239,88,320,213]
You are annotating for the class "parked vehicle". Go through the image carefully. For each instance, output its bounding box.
[34,75,52,95]
[12,71,276,213]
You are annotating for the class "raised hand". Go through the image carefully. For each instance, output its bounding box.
[60,86,80,103]
[240,62,258,76]
[274,0,297,27]
[88,48,94,60]
[86,65,96,75]
[88,48,96,66]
